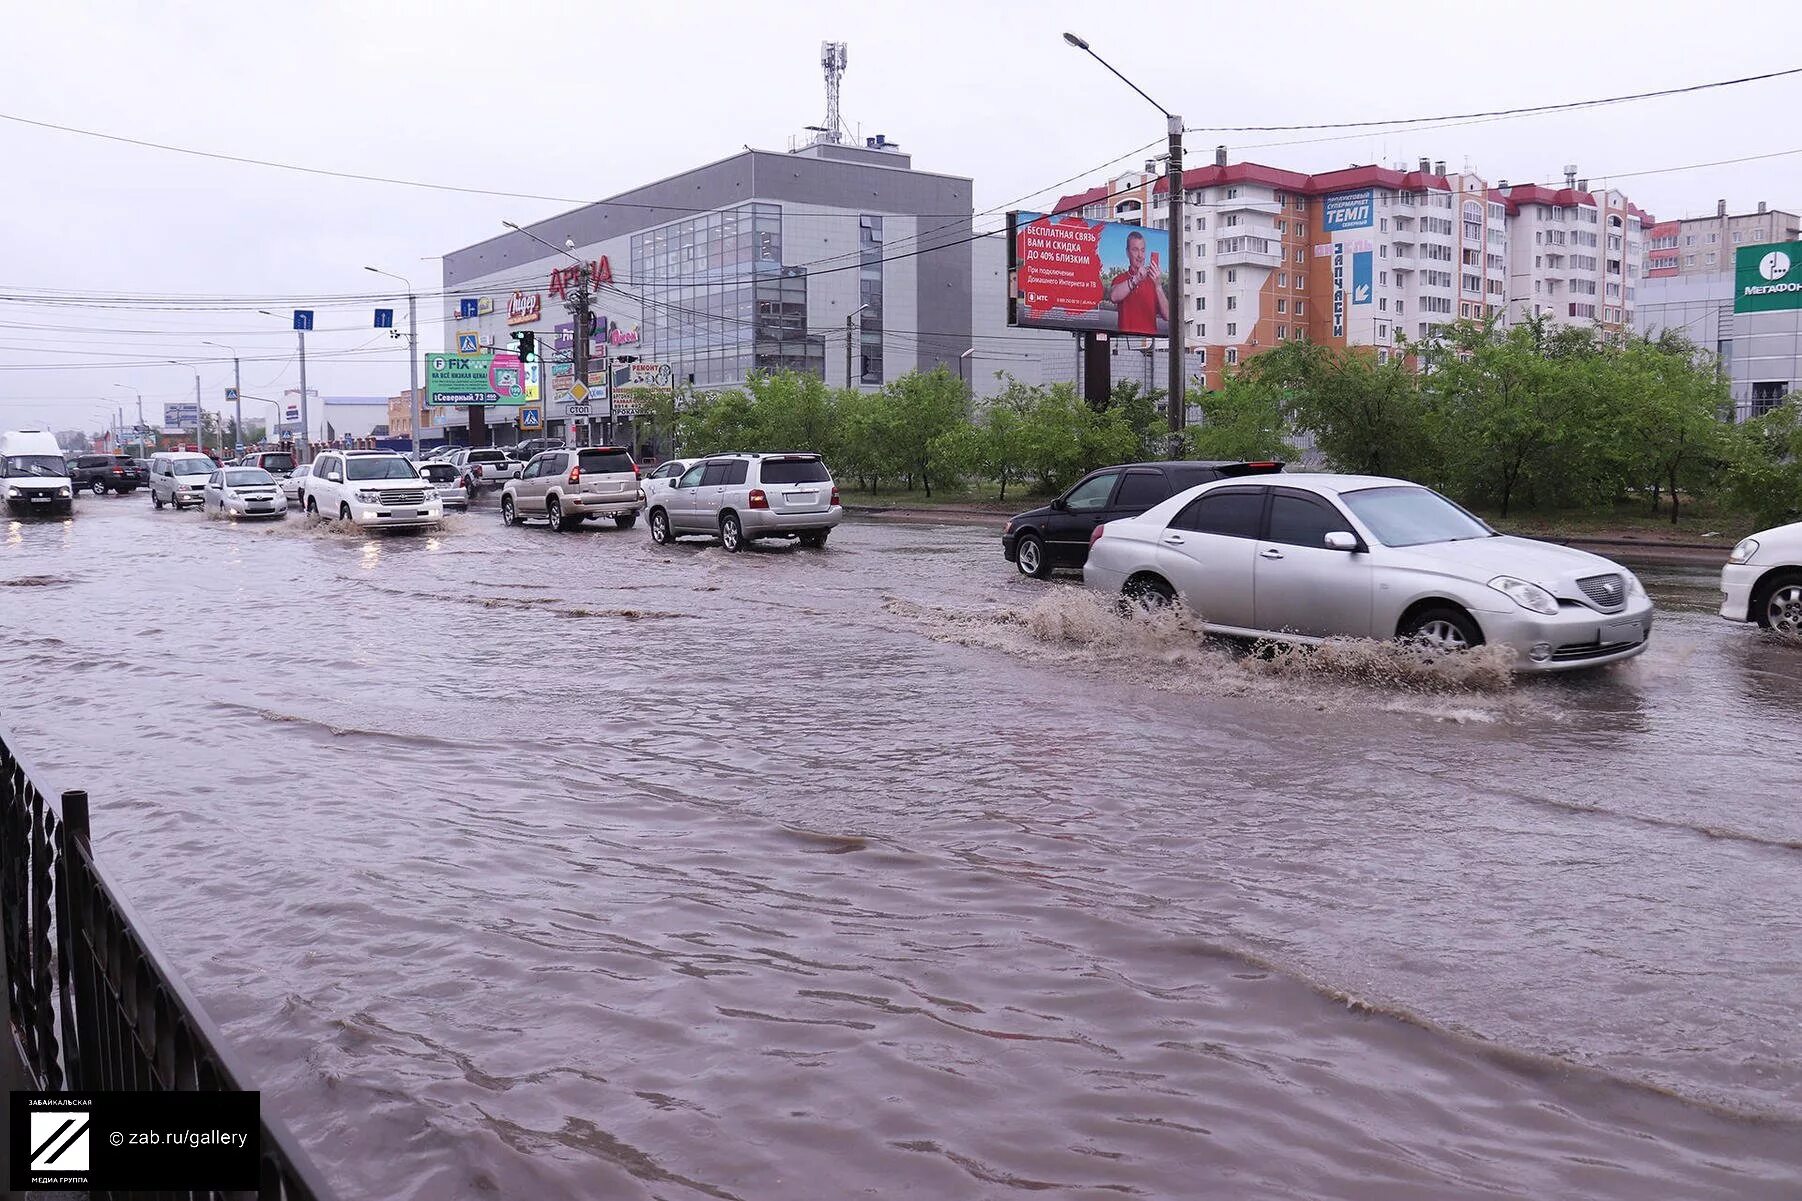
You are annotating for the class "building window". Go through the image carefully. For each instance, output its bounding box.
[1707,232,1718,243]
[1276,326,1287,340]
[1276,298,1286,314]
[1225,347,1239,365]
[1294,248,1305,264]
[1226,269,1237,283]
[1378,323,1389,338]
[1379,297,1387,311]
[1277,272,1287,287]
[1226,322,1237,337]
[1226,187,1238,199]
[1295,276,1305,290]
[1295,300,1305,316]
[1197,324,1206,338]
[1380,217,1389,232]
[1752,381,1788,415]
[1225,295,1238,312]
[1706,252,1716,265]
[1195,296,1205,312]
[1196,348,1207,364]
[1224,214,1238,228]
[1379,271,1389,286]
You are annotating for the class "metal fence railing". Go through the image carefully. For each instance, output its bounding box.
[0,725,337,1200]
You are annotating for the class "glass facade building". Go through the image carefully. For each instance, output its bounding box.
[630,202,826,388]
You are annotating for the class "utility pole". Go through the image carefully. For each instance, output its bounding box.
[1064,31,1185,444]
[846,303,870,390]
[194,371,203,453]
[365,267,422,455]
[297,328,311,460]
[1165,114,1185,440]
[573,272,592,446]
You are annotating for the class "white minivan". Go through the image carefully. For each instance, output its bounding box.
[0,430,74,517]
[148,452,217,510]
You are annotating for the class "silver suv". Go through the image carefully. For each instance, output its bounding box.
[500,446,641,531]
[647,452,840,551]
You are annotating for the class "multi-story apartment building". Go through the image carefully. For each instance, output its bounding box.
[1055,155,1648,391]
[1645,200,1801,278]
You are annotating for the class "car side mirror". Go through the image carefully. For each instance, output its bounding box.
[326,471,343,483]
[1050,496,1068,511]
[1324,531,1359,552]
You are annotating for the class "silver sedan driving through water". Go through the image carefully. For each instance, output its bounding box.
[1083,474,1654,671]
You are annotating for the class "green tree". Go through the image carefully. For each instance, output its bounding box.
[678,387,756,455]
[745,371,839,455]
[882,367,969,496]
[1247,340,1428,478]
[1726,397,1802,526]
[1183,374,1298,463]
[967,377,1037,501]
[1613,332,1732,523]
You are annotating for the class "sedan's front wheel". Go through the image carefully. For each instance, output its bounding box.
[649,509,672,544]
[1401,606,1485,651]
[1754,571,1802,636]
[1015,534,1050,579]
[90,480,107,496]
[501,495,517,526]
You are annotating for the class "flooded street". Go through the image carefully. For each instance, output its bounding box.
[3,496,1800,1200]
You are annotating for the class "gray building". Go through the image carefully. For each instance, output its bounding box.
[442,141,1074,442]
[1635,271,1802,421]
[1647,200,1802,278]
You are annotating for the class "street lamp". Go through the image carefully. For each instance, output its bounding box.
[958,347,976,391]
[109,383,148,457]
[200,340,243,452]
[1064,30,1185,438]
[166,360,203,453]
[364,266,423,456]
[845,304,871,390]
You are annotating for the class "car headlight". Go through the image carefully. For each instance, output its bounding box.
[1488,575,1559,615]
[57,487,71,498]
[355,490,383,504]
[1729,537,1759,565]
[5,487,20,498]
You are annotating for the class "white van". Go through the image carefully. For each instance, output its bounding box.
[148,452,217,510]
[0,430,74,517]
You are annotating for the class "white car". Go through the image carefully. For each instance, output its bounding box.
[416,460,470,511]
[148,452,217,511]
[639,458,694,511]
[1083,473,1654,672]
[280,462,312,504]
[1721,521,1802,636]
[302,450,442,528]
[202,467,287,518]
[448,447,522,491]
[500,446,641,531]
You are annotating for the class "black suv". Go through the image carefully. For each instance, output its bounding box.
[68,454,144,496]
[1003,460,1284,577]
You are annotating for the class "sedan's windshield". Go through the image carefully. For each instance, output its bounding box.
[1340,485,1493,548]
[3,455,66,477]
[346,457,418,481]
[171,458,213,476]
[224,469,275,487]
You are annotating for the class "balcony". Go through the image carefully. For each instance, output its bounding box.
[1214,236,1281,268]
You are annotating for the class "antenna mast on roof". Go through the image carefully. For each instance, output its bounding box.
[820,41,848,144]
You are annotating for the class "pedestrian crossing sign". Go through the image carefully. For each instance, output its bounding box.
[519,406,542,430]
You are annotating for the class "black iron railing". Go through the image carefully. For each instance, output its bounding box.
[0,726,337,1200]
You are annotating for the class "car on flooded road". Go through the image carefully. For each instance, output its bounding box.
[148,451,216,510]
[416,460,469,511]
[202,467,287,518]
[1002,460,1285,578]
[500,446,641,531]
[0,430,74,516]
[1083,474,1654,672]
[303,450,442,528]
[639,457,695,513]
[647,452,839,550]
[1721,520,1802,637]
[68,453,143,496]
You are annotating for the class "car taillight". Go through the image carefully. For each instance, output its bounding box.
[1090,523,1106,546]
[748,488,769,510]
[111,467,123,474]
[568,467,581,485]
[830,484,840,506]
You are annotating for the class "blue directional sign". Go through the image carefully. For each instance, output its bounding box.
[459,298,479,319]
[293,309,314,331]
[457,331,480,354]
[374,308,394,329]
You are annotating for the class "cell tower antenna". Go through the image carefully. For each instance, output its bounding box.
[820,41,848,144]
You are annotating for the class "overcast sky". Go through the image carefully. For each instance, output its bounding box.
[4,0,1800,433]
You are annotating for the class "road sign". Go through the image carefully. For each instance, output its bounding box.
[565,402,590,417]
[375,308,394,329]
[459,298,479,319]
[611,361,675,390]
[457,331,479,354]
[568,381,589,402]
[293,310,314,331]
[519,406,542,430]
[224,386,239,401]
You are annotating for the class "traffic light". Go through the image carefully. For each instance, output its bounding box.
[513,330,536,361]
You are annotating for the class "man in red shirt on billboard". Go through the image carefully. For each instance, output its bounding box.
[1108,231,1168,336]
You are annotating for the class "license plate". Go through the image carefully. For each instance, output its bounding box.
[1601,620,1642,645]
[29,496,49,504]
[784,491,817,504]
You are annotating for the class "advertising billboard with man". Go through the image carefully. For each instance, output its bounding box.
[1008,211,1171,336]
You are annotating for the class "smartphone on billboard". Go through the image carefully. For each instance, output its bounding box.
[1150,251,1161,279]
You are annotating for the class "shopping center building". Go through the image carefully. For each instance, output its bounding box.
[439,140,1061,443]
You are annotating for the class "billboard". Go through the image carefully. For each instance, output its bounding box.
[1734,243,1802,313]
[1322,189,1374,232]
[163,402,199,428]
[1008,211,1171,336]
[424,351,528,407]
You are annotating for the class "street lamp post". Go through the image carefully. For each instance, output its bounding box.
[365,266,421,456]
[1064,31,1184,441]
[504,221,593,446]
[201,341,243,454]
[846,304,871,390]
[958,347,976,392]
[109,384,147,457]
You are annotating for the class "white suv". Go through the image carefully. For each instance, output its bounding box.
[500,446,641,531]
[302,451,442,528]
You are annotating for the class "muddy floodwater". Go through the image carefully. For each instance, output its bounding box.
[2,497,1799,1200]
